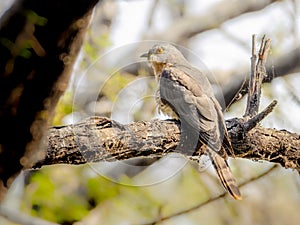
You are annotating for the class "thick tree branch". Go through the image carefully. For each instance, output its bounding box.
[33,116,300,173]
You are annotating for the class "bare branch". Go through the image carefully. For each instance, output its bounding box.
[221,45,300,108]
[140,165,279,225]
[244,35,272,117]
[243,100,277,132]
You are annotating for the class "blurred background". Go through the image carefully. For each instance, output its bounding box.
[1,0,300,224]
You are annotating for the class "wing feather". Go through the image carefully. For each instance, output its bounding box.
[159,66,223,152]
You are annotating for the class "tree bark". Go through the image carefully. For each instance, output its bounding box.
[0,0,100,190]
[34,116,300,173]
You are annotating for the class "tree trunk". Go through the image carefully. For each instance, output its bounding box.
[0,0,100,193]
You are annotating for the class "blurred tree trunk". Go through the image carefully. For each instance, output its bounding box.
[0,0,100,196]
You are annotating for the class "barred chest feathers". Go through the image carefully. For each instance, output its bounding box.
[155,84,179,120]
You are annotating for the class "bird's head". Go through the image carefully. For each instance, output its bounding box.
[141,43,187,65]
[141,43,187,76]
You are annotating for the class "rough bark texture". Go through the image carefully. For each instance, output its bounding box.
[34,117,300,173]
[0,0,100,189]
[239,126,300,169]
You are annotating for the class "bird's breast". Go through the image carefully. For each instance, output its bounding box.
[150,62,166,81]
[155,89,179,119]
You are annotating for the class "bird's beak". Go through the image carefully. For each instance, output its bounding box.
[140,52,149,58]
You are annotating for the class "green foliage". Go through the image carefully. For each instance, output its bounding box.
[87,176,120,204]
[96,33,112,48]
[0,37,32,59]
[18,46,32,58]
[25,10,48,26]
[52,90,75,125]
[0,10,47,60]
[20,161,300,225]
[83,41,99,62]
[22,167,90,223]
[118,177,161,218]
[101,71,136,102]
[22,165,162,223]
[82,31,112,64]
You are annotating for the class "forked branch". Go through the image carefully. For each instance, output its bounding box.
[244,35,272,118]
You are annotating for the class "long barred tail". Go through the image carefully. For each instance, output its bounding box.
[208,149,242,200]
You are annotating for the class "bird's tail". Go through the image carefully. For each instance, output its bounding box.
[209,149,242,200]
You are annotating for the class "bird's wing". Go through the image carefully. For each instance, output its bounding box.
[177,64,234,156]
[159,66,223,152]
[173,63,214,97]
[211,97,235,156]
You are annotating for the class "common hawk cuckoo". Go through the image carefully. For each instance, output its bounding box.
[141,43,241,200]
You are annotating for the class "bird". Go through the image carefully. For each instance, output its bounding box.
[141,43,242,200]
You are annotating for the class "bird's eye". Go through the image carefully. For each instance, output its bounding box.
[156,47,164,54]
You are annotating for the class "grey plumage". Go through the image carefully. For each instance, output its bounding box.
[142,43,241,200]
